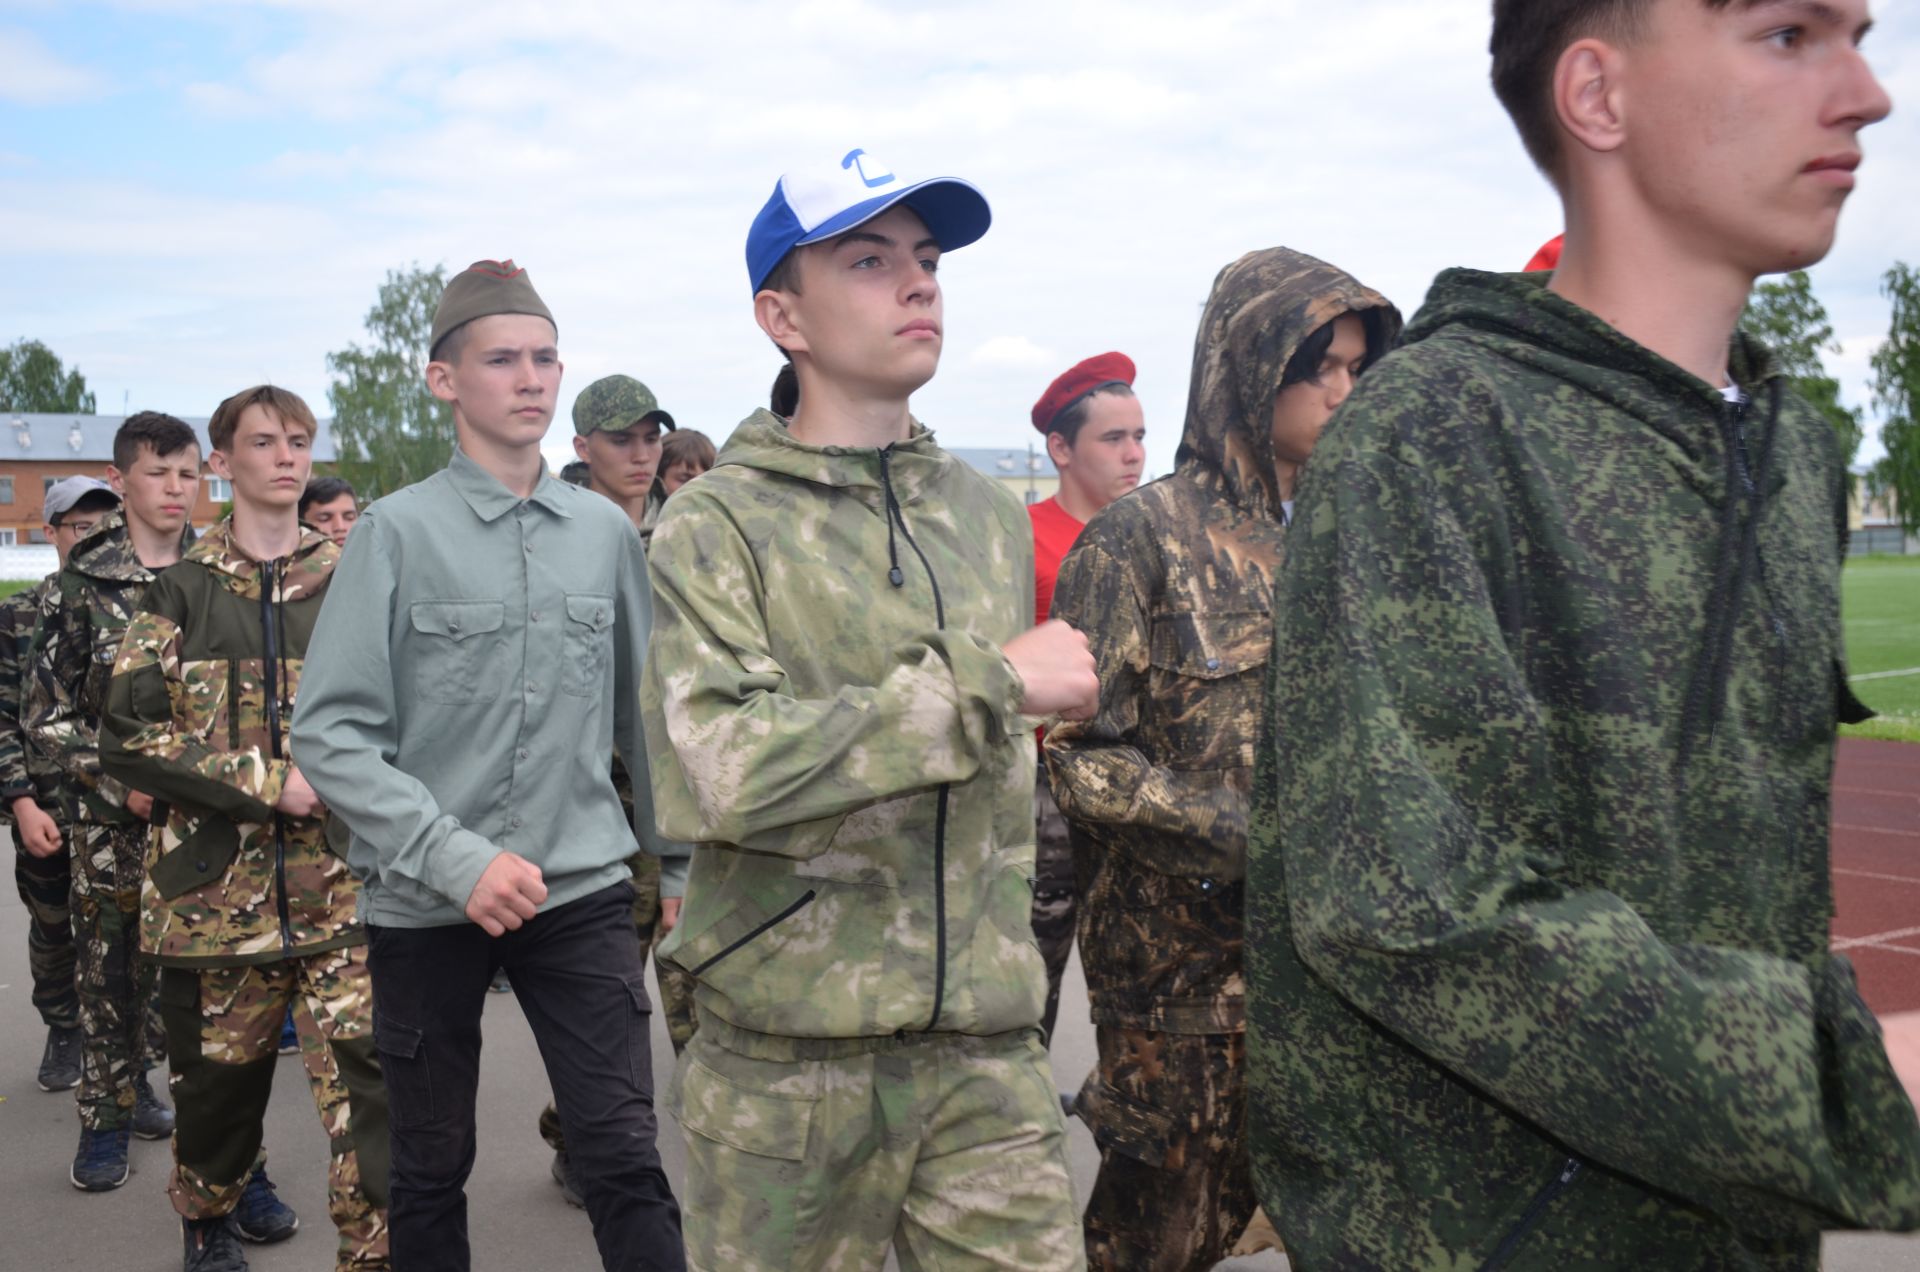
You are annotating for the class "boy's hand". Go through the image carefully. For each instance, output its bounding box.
[12,798,62,858]
[1005,620,1100,721]
[276,768,325,818]
[466,852,548,937]
[661,896,682,935]
[125,790,154,822]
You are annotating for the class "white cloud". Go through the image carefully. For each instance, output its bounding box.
[968,336,1060,371]
[0,27,104,104]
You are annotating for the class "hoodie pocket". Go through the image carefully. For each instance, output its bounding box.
[408,601,505,705]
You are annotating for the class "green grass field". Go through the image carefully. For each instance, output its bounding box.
[2,554,1913,738]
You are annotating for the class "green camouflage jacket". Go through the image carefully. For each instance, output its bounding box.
[1246,268,1920,1268]
[26,513,194,825]
[1047,248,1399,1036]
[0,576,65,818]
[101,518,361,968]
[643,410,1042,1050]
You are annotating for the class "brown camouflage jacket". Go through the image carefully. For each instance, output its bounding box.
[100,518,360,968]
[0,576,65,817]
[1045,248,1400,1033]
[25,513,194,825]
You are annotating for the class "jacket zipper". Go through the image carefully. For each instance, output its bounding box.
[1480,1158,1583,1272]
[259,559,292,957]
[689,889,817,976]
[878,446,952,1034]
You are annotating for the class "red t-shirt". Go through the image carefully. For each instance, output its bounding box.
[1029,496,1087,625]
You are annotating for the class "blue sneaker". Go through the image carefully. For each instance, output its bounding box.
[134,1071,176,1141]
[232,1166,299,1244]
[278,1010,299,1056]
[183,1215,250,1271]
[70,1125,132,1192]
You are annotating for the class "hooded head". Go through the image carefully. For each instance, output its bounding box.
[1178,247,1401,517]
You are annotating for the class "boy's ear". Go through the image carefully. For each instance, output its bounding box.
[105,466,127,496]
[572,434,591,462]
[207,450,235,481]
[1044,429,1074,470]
[1553,38,1629,163]
[425,359,459,404]
[754,290,809,357]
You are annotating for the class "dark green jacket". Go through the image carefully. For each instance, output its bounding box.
[1246,269,1920,1270]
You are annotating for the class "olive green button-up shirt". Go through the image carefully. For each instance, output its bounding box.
[292,447,687,930]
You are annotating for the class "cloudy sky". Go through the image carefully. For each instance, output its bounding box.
[4,0,1917,479]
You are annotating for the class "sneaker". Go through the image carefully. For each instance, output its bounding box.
[182,1215,250,1271]
[277,1010,299,1056]
[232,1165,299,1244]
[70,1125,132,1191]
[550,1150,585,1209]
[489,968,513,994]
[1059,1091,1078,1119]
[37,1024,82,1091]
[134,1072,176,1140]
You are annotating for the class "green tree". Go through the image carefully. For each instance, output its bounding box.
[1740,271,1863,470]
[325,264,452,499]
[1868,262,1920,537]
[0,338,97,412]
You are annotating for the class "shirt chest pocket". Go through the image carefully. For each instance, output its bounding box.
[409,601,506,705]
[1144,610,1272,767]
[561,593,614,698]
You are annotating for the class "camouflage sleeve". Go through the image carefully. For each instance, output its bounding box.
[1271,436,1919,1234]
[1044,530,1246,879]
[99,591,288,824]
[609,514,688,898]
[0,592,36,806]
[640,493,1027,859]
[25,572,124,808]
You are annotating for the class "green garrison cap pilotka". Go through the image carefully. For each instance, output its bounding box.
[571,374,678,437]
[429,259,556,358]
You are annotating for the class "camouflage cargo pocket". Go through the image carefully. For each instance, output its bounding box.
[674,1041,818,1269]
[1077,1070,1177,1169]
[148,818,241,900]
[408,600,505,705]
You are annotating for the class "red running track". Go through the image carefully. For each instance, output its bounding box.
[1831,738,1920,1018]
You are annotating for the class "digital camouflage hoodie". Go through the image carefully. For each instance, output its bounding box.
[1246,268,1920,1269]
[642,410,1043,1051]
[101,519,360,969]
[1046,248,1400,1037]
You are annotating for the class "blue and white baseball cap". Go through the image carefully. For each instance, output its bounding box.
[746,148,992,293]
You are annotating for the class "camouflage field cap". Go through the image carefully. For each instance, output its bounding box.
[571,374,676,437]
[429,259,556,358]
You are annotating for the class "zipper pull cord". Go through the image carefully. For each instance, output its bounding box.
[878,445,905,588]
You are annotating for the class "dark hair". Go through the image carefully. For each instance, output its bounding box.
[51,489,119,527]
[298,475,357,518]
[1279,310,1393,392]
[1490,0,1734,178]
[770,363,799,416]
[1048,384,1135,447]
[112,411,199,471]
[661,430,716,475]
[558,460,591,487]
[761,249,804,416]
[209,384,317,452]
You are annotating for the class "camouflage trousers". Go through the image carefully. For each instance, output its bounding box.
[1032,772,1076,1046]
[670,1017,1084,1272]
[71,822,163,1129]
[538,849,695,1154]
[15,840,79,1028]
[1076,1028,1257,1272]
[158,944,391,1271]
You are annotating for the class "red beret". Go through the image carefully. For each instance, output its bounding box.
[1524,234,1564,273]
[1032,352,1137,435]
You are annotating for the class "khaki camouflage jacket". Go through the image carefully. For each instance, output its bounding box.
[1247,269,1920,1267]
[101,518,360,969]
[26,512,193,825]
[1046,248,1399,1034]
[0,576,65,819]
[643,410,1042,1049]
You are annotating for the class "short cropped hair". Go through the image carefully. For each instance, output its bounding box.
[1049,385,1136,447]
[112,411,200,471]
[298,475,357,519]
[1490,0,1735,178]
[208,385,318,453]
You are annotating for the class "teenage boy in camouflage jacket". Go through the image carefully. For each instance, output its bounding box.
[1048,247,1399,1271]
[1245,2,1920,1267]
[643,150,1098,1271]
[28,412,195,1189]
[103,386,390,1270]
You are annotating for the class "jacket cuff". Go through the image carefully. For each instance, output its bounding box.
[658,853,689,899]
[429,828,501,916]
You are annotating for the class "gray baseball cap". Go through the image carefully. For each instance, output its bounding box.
[44,476,119,523]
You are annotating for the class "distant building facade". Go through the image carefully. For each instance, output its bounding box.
[947,445,1061,506]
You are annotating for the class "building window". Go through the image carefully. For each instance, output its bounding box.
[206,476,233,502]
[0,529,15,546]
[26,528,48,545]
[0,476,12,503]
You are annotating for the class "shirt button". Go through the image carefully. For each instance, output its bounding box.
[510,815,523,830]
[1205,658,1221,671]
[449,620,462,634]
[526,683,537,695]
[516,748,529,763]
[530,611,540,623]
[524,542,534,554]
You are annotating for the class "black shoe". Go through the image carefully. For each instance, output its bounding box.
[134,1072,176,1140]
[550,1150,585,1209]
[183,1215,250,1271]
[70,1125,132,1192]
[38,1024,81,1091]
[1059,1091,1078,1119]
[232,1165,299,1243]
[489,968,513,994]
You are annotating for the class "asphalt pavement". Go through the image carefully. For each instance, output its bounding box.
[4,852,1915,1270]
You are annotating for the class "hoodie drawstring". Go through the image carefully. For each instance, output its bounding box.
[878,446,906,588]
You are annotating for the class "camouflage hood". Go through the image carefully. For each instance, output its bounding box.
[66,510,195,586]
[716,408,946,501]
[1177,247,1401,519]
[184,516,338,603]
